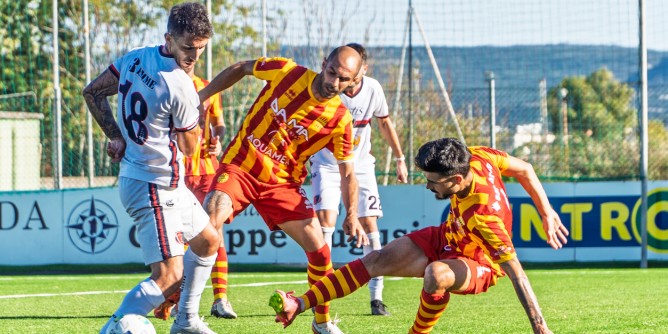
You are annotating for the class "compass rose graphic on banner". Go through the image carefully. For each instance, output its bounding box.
[66,196,119,254]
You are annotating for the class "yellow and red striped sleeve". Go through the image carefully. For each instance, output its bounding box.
[252,57,296,82]
[468,146,510,173]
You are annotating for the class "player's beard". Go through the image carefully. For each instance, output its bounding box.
[433,189,454,200]
[180,58,195,73]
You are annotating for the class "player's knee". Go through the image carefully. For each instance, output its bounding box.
[201,224,221,253]
[360,249,384,274]
[423,262,455,294]
[204,191,233,228]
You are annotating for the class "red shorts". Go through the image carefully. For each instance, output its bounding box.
[185,174,215,205]
[210,164,315,230]
[407,226,497,295]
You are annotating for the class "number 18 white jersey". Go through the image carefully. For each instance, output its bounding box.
[109,45,200,188]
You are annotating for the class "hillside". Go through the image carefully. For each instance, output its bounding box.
[284,44,668,125]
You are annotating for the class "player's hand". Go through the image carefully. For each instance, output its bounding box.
[207,135,222,157]
[542,207,569,250]
[106,137,126,163]
[396,159,408,183]
[342,215,369,248]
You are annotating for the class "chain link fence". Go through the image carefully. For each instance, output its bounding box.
[2,0,668,190]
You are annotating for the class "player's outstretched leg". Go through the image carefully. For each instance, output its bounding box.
[269,259,372,331]
[268,290,302,328]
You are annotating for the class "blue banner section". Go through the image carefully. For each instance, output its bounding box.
[438,188,668,251]
[510,195,640,247]
[1,183,668,265]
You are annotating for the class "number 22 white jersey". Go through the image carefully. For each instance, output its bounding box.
[310,76,389,169]
[109,45,200,188]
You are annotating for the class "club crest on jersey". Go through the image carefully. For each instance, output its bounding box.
[217,173,229,183]
[175,231,185,245]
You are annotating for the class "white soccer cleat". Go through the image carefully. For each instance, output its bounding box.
[210,299,238,319]
[311,317,344,334]
[170,316,217,334]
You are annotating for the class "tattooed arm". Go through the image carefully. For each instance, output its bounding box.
[500,257,553,334]
[83,69,126,162]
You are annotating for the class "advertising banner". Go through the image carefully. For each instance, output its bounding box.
[1,181,667,265]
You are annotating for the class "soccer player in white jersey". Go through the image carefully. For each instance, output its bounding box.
[310,43,409,316]
[83,3,219,334]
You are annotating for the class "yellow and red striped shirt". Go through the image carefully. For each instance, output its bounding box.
[221,57,354,184]
[183,75,222,177]
[441,146,513,278]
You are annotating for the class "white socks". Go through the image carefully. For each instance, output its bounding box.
[364,231,384,301]
[322,226,335,250]
[100,278,164,333]
[114,277,165,316]
[176,249,216,326]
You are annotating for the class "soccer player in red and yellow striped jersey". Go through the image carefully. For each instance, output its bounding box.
[198,46,370,333]
[184,75,224,203]
[270,137,569,334]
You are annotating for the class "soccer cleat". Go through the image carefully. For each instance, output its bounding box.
[210,298,237,319]
[154,289,181,320]
[99,314,119,334]
[170,316,217,334]
[370,299,391,316]
[311,318,344,334]
[268,290,301,328]
[154,300,177,320]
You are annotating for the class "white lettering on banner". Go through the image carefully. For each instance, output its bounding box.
[2,182,668,265]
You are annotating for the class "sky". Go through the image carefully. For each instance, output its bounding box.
[265,0,668,50]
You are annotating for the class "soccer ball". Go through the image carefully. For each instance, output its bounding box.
[106,314,156,334]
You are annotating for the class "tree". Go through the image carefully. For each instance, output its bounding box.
[546,68,639,180]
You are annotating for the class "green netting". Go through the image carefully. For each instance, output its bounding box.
[1,0,667,190]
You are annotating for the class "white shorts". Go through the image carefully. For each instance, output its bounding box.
[310,163,383,218]
[119,176,209,265]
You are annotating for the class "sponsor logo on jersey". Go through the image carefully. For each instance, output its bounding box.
[270,98,309,141]
[128,57,157,89]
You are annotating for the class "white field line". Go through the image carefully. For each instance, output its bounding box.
[0,273,305,281]
[0,277,407,300]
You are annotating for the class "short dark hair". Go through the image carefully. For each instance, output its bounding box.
[345,43,367,64]
[414,138,471,176]
[167,2,213,39]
